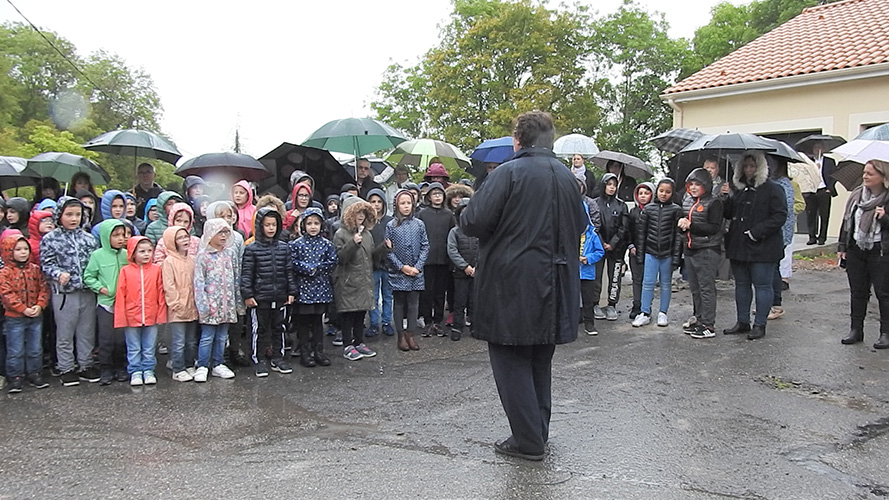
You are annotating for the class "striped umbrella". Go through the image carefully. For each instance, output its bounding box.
[386,138,471,171]
[649,128,704,153]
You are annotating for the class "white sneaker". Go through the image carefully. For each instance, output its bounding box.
[172,370,193,382]
[185,367,196,377]
[657,312,669,327]
[143,370,157,385]
[211,364,235,379]
[632,313,650,327]
[193,366,209,383]
[130,371,143,386]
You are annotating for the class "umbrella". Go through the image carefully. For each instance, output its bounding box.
[470,136,514,164]
[302,118,407,179]
[828,140,889,191]
[24,152,110,185]
[682,132,778,153]
[175,152,271,182]
[256,142,351,201]
[590,150,653,180]
[83,129,182,165]
[0,156,39,189]
[761,137,805,163]
[553,133,599,158]
[386,138,471,172]
[794,134,846,156]
[855,123,889,141]
[649,128,704,154]
[831,161,867,191]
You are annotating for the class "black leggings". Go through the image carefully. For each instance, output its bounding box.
[340,311,366,347]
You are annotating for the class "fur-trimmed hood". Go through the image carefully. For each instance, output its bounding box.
[732,151,769,190]
[445,183,473,209]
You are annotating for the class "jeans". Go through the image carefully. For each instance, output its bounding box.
[731,260,775,327]
[124,325,158,374]
[169,321,198,372]
[641,254,673,315]
[5,316,43,378]
[198,323,229,369]
[370,269,393,327]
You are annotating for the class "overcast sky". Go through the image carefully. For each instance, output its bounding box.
[0,0,730,162]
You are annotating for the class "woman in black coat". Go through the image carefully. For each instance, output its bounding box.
[722,152,787,340]
[461,111,587,461]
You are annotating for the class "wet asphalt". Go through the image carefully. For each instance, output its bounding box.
[2,267,889,499]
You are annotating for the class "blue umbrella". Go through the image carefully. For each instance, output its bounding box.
[470,136,514,163]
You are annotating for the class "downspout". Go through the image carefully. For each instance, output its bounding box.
[666,97,683,128]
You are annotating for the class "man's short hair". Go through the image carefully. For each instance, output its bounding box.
[356,158,371,167]
[395,165,410,175]
[513,110,555,150]
[137,162,155,173]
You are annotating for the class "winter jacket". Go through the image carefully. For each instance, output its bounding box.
[290,232,337,305]
[462,147,587,346]
[282,182,314,233]
[152,202,200,264]
[417,187,455,265]
[233,180,256,239]
[626,182,654,253]
[386,216,429,291]
[194,218,243,324]
[145,191,184,244]
[27,209,53,266]
[240,208,297,305]
[333,223,385,312]
[0,235,49,317]
[90,190,127,240]
[774,176,796,246]
[366,188,393,270]
[837,185,889,255]
[593,175,629,253]
[580,217,605,281]
[723,153,787,263]
[160,226,198,323]
[5,197,30,237]
[83,219,130,309]
[114,237,167,328]
[40,197,99,293]
[635,197,683,264]
[681,168,725,251]
[447,226,478,279]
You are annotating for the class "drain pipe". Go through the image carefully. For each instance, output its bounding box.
[666,98,683,128]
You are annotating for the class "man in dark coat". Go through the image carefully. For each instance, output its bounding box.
[131,162,164,219]
[803,141,837,245]
[356,158,382,200]
[461,111,587,461]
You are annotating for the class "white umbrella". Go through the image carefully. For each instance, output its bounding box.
[553,134,599,159]
[830,139,889,162]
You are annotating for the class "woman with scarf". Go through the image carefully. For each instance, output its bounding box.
[838,159,889,348]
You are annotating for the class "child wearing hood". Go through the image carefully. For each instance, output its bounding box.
[417,182,455,336]
[579,180,606,336]
[115,236,167,386]
[144,198,159,223]
[591,173,628,321]
[5,197,30,236]
[145,191,185,244]
[627,182,655,319]
[232,180,256,239]
[282,182,315,235]
[161,226,199,382]
[40,197,100,386]
[632,178,683,328]
[0,234,50,393]
[27,209,55,266]
[367,188,394,337]
[193,218,242,382]
[91,190,129,240]
[83,219,132,385]
[152,202,200,263]
[75,190,101,230]
[387,189,429,351]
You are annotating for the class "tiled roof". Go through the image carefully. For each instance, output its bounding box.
[664,0,889,94]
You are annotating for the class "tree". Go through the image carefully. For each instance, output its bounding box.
[77,50,163,132]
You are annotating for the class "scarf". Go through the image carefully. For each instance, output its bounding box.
[844,186,889,250]
[572,166,587,182]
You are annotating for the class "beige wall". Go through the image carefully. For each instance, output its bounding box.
[668,75,889,237]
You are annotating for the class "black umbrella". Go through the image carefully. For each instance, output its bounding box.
[649,128,704,154]
[175,152,271,182]
[761,138,804,163]
[590,150,653,179]
[0,156,39,190]
[794,134,846,156]
[256,142,351,201]
[83,129,182,165]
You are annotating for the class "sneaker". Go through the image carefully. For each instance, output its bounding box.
[99,369,114,386]
[27,373,49,389]
[7,376,23,393]
[593,305,606,320]
[270,359,293,374]
[343,345,363,361]
[768,306,785,320]
[326,325,337,336]
[157,342,169,355]
[604,305,618,321]
[657,312,669,327]
[130,372,143,386]
[211,364,235,379]
[682,316,698,333]
[583,322,598,336]
[451,328,462,341]
[60,370,80,387]
[185,367,196,377]
[632,313,651,327]
[365,325,379,338]
[255,361,269,378]
[172,370,193,382]
[143,370,157,385]
[354,343,377,358]
[116,369,130,382]
[382,323,395,336]
[193,366,209,383]
[433,324,446,337]
[332,331,344,346]
[690,325,716,339]
[79,366,101,383]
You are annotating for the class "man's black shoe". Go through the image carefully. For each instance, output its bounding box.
[806,238,817,245]
[723,322,751,335]
[493,438,544,461]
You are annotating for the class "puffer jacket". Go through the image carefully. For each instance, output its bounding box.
[386,215,429,291]
[83,219,129,309]
[0,235,49,317]
[240,208,297,305]
[161,226,198,322]
[627,182,654,253]
[40,197,99,293]
[27,209,53,265]
[580,215,605,280]
[635,182,683,264]
[114,236,167,328]
[723,153,787,263]
[682,168,725,251]
[152,202,200,264]
[447,205,478,280]
[290,230,337,305]
[145,191,184,244]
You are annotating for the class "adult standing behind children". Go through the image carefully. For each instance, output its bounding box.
[461,110,587,461]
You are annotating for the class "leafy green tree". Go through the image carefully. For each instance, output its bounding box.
[77,50,163,131]
[16,120,98,159]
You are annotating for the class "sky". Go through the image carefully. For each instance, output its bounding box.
[0,0,731,162]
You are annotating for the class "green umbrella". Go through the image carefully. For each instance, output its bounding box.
[83,129,182,165]
[24,152,111,186]
[302,118,407,179]
[386,138,471,172]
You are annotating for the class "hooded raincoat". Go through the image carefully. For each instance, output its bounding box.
[161,226,198,323]
[194,218,243,324]
[145,191,185,244]
[232,180,256,239]
[152,202,200,263]
[114,236,167,328]
[0,235,49,317]
[40,197,99,293]
[83,219,130,309]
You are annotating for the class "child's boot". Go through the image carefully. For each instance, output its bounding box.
[405,331,420,351]
[397,333,410,351]
[299,344,316,368]
[313,343,331,366]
